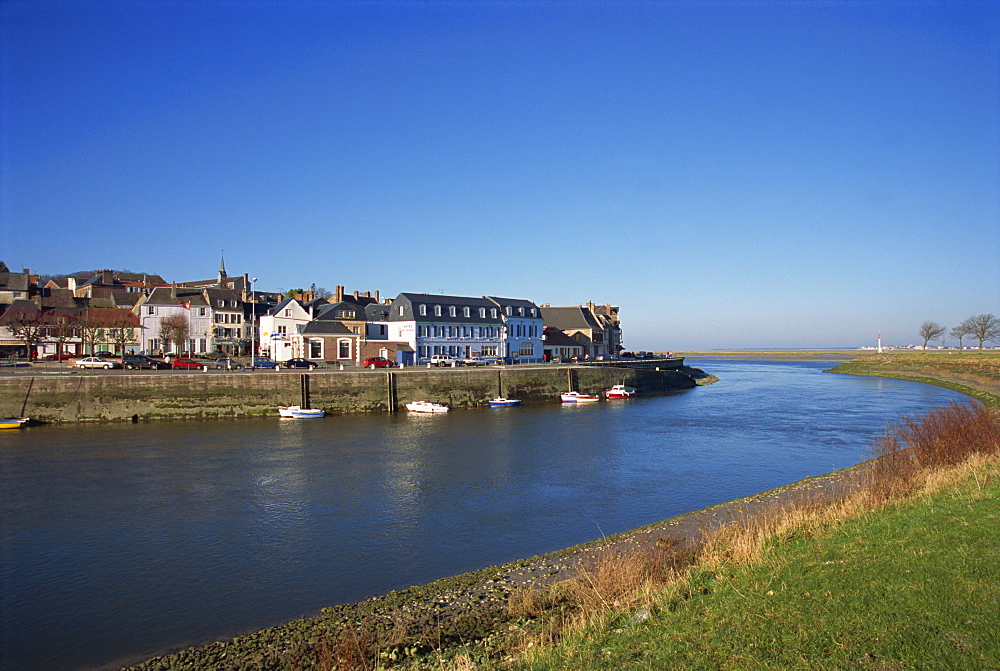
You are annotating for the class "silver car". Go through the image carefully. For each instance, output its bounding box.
[74,356,120,370]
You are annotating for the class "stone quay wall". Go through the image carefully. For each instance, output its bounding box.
[0,363,702,424]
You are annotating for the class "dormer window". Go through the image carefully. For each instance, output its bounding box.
[463,307,470,318]
[479,307,486,318]
[491,308,497,319]
[518,307,524,316]
[434,305,442,316]
[530,308,536,317]
[419,304,427,316]
[506,306,512,316]
[449,306,456,317]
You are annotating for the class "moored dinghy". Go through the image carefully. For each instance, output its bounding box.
[278,406,325,419]
[489,397,521,407]
[0,417,30,429]
[606,384,637,399]
[405,401,450,413]
[560,391,600,403]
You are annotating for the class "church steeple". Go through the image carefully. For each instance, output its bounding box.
[218,252,228,287]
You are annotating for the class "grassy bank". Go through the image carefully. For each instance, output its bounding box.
[512,454,1000,670]
[828,351,1000,408]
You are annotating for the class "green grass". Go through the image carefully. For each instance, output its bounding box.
[512,462,1000,671]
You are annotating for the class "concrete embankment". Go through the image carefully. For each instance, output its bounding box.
[0,362,712,423]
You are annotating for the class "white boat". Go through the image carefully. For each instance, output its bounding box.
[278,405,325,419]
[606,384,637,399]
[0,417,29,430]
[560,391,600,403]
[405,401,450,413]
[489,397,521,408]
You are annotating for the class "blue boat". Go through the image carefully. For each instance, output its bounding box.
[489,397,521,408]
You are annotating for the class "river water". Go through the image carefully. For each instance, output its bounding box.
[0,360,971,670]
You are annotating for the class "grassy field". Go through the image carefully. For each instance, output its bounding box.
[828,351,1000,408]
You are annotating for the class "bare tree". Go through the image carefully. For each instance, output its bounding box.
[158,314,190,354]
[948,324,969,350]
[0,303,46,359]
[46,311,83,357]
[961,314,1000,350]
[918,321,946,349]
[86,309,139,356]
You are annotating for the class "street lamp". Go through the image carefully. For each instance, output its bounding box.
[250,277,258,367]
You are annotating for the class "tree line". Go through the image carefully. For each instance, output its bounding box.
[919,314,1000,350]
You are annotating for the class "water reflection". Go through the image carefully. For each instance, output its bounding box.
[0,361,971,670]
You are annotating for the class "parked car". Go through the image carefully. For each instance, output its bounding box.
[171,358,207,371]
[43,353,75,361]
[461,356,490,366]
[74,356,120,370]
[363,357,395,369]
[429,354,461,367]
[213,358,245,371]
[251,357,280,369]
[202,351,230,360]
[122,355,167,370]
[279,358,319,370]
[92,351,116,359]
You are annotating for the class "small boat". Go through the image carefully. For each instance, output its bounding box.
[278,406,325,419]
[561,391,600,403]
[406,401,449,413]
[606,384,637,399]
[489,397,521,408]
[0,417,29,429]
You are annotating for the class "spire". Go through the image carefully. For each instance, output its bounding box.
[218,252,228,286]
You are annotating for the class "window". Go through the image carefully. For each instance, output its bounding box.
[506,306,512,316]
[519,344,534,357]
[518,307,524,316]
[199,307,207,316]
[463,307,470,318]
[482,346,497,356]
[278,326,287,335]
[147,306,155,315]
[491,308,497,318]
[434,305,442,316]
[419,304,427,316]
[399,305,405,316]
[309,340,322,358]
[338,339,351,358]
[284,309,291,317]
[449,306,456,317]
[479,307,486,318]
[530,308,537,317]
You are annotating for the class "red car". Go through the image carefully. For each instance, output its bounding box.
[363,357,395,369]
[171,358,206,371]
[43,353,75,361]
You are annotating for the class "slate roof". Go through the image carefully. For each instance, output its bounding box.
[143,287,210,307]
[543,327,586,348]
[388,293,503,324]
[0,272,31,292]
[299,321,355,335]
[540,306,602,332]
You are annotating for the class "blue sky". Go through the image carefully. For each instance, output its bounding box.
[2,1,998,349]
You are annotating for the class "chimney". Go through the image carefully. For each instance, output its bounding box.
[67,277,77,293]
[353,290,359,300]
[171,283,177,300]
[336,285,344,302]
[374,290,380,303]
[365,291,371,298]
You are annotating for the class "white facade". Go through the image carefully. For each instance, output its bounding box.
[258,299,313,360]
